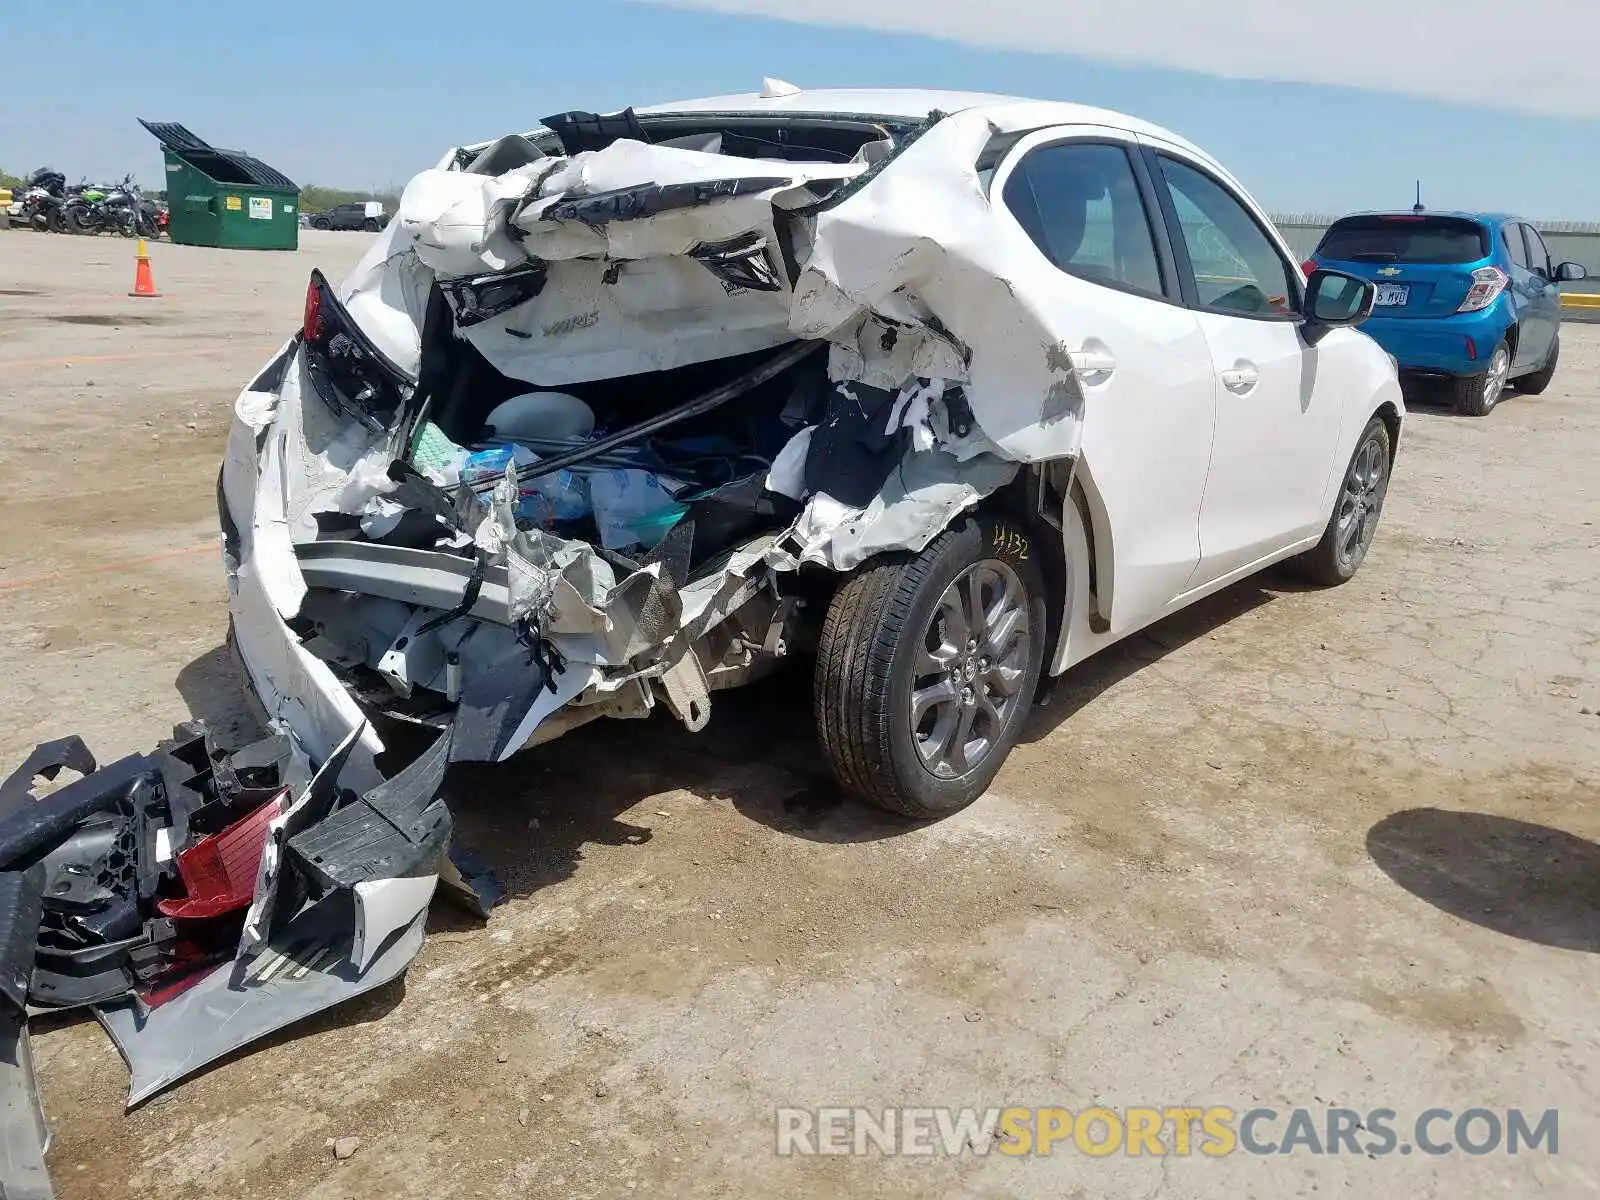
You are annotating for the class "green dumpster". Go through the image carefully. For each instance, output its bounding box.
[138,119,300,250]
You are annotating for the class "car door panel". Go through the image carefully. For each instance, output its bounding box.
[1502,223,1545,368]
[1140,141,1346,585]
[1519,224,1559,365]
[1188,311,1345,576]
[991,131,1218,634]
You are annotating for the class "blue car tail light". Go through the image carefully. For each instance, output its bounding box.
[1456,266,1509,313]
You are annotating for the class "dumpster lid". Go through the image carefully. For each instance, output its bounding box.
[139,119,299,192]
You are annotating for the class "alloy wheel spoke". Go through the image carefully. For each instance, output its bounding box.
[936,590,969,649]
[983,661,1025,697]
[949,702,979,774]
[912,678,960,726]
[981,603,1025,660]
[963,570,989,643]
[915,640,960,678]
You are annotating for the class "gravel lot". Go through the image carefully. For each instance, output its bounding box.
[1,228,1597,1199]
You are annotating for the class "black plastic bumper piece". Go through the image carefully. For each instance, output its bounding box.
[287,731,453,892]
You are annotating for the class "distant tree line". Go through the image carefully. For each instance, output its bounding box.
[299,184,403,214]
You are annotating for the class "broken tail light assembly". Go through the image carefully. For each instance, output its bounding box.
[303,268,415,433]
[0,723,502,1198]
[1457,265,1509,313]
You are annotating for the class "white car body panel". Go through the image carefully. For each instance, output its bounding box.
[989,126,1218,631]
[1187,306,1349,585]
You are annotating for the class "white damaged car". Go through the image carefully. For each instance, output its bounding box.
[220,85,1402,818]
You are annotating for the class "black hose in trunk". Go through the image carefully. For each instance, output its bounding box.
[464,339,823,492]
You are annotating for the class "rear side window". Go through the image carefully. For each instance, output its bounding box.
[1317,216,1489,265]
[1522,225,1552,277]
[1002,142,1166,299]
[1503,225,1529,269]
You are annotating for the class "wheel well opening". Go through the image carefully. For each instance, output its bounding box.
[1374,400,1402,458]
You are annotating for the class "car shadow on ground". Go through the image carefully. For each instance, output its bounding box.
[173,641,270,744]
[1021,579,1281,745]
[1367,809,1600,952]
[169,573,1299,910]
[442,666,926,905]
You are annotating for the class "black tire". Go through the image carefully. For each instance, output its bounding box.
[311,217,330,230]
[1292,416,1392,586]
[814,512,1048,819]
[361,218,381,232]
[1453,338,1509,416]
[1516,335,1559,395]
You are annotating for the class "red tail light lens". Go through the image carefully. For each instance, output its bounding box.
[1302,259,1318,278]
[303,276,324,341]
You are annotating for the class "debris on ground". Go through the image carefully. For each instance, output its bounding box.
[0,721,503,1200]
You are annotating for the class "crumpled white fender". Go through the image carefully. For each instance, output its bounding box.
[795,108,1089,465]
[782,450,1020,572]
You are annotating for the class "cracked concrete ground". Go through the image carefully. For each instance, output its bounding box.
[1,228,1597,1199]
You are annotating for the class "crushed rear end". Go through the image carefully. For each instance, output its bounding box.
[220,100,1100,780]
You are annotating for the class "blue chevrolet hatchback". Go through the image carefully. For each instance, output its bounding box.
[1308,212,1587,415]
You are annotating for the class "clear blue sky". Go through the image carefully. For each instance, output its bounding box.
[3,0,1596,219]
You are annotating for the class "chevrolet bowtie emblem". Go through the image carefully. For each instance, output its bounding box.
[1378,267,1402,277]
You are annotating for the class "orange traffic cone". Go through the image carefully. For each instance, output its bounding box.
[130,239,160,298]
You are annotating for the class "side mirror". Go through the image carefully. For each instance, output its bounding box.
[1302,269,1374,343]
[1556,261,1588,283]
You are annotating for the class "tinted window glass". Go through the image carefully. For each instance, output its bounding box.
[1318,216,1490,265]
[1158,157,1297,318]
[1002,142,1164,298]
[1503,224,1529,269]
[1522,225,1552,277]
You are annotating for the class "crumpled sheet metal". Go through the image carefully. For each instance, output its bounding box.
[780,450,1019,573]
[793,107,1090,465]
[389,142,864,387]
[368,109,1092,499]
[238,107,1117,762]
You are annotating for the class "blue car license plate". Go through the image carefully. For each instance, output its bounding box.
[1374,283,1409,307]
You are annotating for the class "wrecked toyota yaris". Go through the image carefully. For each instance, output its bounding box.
[220,86,1404,819]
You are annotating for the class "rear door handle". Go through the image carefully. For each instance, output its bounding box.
[1068,348,1117,384]
[1221,364,1260,394]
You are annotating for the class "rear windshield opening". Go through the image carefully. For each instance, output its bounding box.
[1317,216,1489,265]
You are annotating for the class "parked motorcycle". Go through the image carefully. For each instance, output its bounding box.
[19,168,68,233]
[131,189,164,239]
[64,177,144,236]
[62,181,105,234]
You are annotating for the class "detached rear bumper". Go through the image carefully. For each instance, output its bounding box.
[1360,309,1513,377]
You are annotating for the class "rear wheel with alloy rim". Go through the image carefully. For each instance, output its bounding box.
[1454,339,1510,416]
[814,513,1048,819]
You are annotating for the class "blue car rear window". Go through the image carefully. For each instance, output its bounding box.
[1317,216,1488,265]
